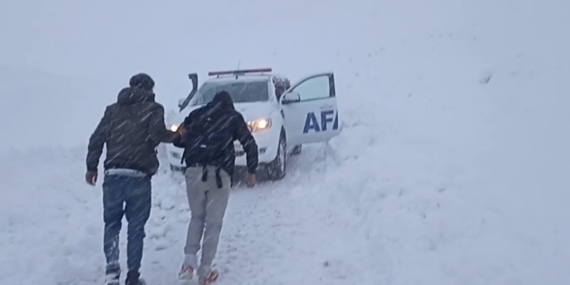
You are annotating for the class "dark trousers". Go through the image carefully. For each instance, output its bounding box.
[102,174,151,274]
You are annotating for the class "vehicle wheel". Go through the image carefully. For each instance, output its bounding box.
[267,135,287,181]
[291,144,302,155]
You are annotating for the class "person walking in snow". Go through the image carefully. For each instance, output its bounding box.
[174,90,258,285]
[85,73,184,285]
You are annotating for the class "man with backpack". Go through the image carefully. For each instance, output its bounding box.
[85,73,183,285]
[174,90,258,285]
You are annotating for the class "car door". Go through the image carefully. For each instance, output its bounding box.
[280,72,341,146]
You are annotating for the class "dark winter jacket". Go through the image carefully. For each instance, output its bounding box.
[173,95,258,180]
[86,87,179,175]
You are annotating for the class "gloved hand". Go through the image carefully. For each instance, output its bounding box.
[85,171,98,186]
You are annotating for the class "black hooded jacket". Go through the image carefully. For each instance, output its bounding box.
[86,87,179,175]
[173,91,258,180]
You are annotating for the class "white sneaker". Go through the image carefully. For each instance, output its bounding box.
[198,269,219,285]
[105,274,120,285]
[178,265,194,280]
[178,254,198,280]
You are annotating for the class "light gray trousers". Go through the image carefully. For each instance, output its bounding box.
[183,166,231,277]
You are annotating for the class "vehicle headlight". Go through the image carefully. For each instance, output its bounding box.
[248,118,271,132]
[170,123,181,132]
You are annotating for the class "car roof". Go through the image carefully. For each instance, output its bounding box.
[205,74,272,83]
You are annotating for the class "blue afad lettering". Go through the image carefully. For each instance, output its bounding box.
[303,110,339,133]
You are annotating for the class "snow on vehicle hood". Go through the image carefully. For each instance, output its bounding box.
[171,101,277,125]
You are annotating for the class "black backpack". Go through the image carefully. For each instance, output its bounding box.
[180,105,233,187]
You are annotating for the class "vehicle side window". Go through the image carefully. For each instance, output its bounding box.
[273,77,291,101]
[292,75,330,101]
[275,85,284,100]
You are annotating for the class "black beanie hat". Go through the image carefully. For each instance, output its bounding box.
[129,73,155,91]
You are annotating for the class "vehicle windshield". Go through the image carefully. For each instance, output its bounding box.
[192,80,269,105]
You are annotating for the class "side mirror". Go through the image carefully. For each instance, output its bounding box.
[282,92,301,104]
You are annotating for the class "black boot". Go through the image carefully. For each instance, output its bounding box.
[125,270,146,285]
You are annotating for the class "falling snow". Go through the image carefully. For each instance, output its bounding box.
[1,0,570,285]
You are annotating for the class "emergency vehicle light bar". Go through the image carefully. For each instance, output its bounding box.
[208,68,272,76]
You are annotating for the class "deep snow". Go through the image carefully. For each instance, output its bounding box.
[1,0,570,285]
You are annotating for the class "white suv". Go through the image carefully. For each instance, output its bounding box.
[166,68,342,180]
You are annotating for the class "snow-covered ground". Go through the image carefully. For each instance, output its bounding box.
[1,0,569,285]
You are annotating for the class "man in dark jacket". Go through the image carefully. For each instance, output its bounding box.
[85,73,182,285]
[175,91,258,285]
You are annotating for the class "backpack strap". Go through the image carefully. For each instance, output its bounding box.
[200,165,224,189]
[214,167,223,188]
